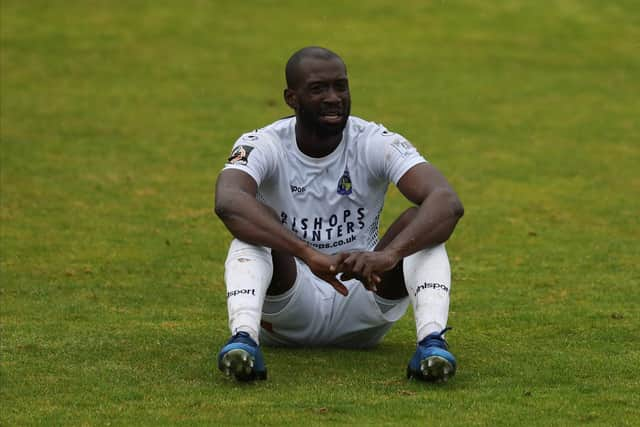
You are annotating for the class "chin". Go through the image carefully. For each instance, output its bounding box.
[298,107,349,137]
[317,115,349,136]
[316,122,347,137]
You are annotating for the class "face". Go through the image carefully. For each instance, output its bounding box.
[286,57,351,137]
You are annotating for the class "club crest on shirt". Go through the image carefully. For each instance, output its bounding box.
[337,169,353,195]
[227,145,254,165]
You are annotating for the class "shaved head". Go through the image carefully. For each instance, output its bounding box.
[283,46,351,142]
[285,46,346,89]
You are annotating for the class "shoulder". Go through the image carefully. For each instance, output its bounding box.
[237,116,293,146]
[348,116,412,151]
[347,116,400,139]
[230,117,293,158]
[346,115,382,137]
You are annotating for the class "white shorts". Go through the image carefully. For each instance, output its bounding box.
[259,258,410,349]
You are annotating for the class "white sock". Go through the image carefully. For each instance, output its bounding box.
[403,244,451,342]
[224,239,273,343]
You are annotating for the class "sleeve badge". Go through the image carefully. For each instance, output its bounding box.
[227,145,255,165]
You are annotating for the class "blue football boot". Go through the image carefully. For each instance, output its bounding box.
[217,332,267,381]
[407,327,456,382]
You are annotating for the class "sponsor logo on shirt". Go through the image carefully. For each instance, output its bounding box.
[227,145,254,165]
[290,185,306,193]
[280,208,365,249]
[337,169,353,195]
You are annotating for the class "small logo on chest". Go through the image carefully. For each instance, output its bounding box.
[290,184,306,193]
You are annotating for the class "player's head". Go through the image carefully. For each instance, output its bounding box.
[284,46,351,137]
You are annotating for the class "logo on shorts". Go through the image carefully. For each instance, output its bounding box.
[227,145,254,165]
[414,282,449,297]
[337,169,353,195]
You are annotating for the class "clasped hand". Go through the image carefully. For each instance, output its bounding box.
[305,250,400,296]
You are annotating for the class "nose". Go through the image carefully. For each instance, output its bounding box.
[324,87,341,104]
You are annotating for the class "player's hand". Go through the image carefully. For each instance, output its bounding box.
[337,250,401,291]
[303,250,349,296]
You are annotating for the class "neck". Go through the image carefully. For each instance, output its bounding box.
[294,123,343,158]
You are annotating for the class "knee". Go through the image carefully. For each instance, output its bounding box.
[407,243,448,263]
[403,243,450,280]
[225,239,273,266]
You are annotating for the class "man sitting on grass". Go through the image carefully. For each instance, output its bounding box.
[214,46,464,382]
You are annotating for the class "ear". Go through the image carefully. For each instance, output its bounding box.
[284,88,298,110]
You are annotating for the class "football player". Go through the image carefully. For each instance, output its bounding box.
[214,46,464,382]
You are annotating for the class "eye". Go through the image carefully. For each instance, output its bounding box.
[334,81,349,92]
[309,83,326,94]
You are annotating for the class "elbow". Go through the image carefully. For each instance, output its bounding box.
[452,198,464,220]
[444,190,464,220]
[214,203,228,221]
[214,196,235,222]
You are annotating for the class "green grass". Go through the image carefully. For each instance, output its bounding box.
[1,0,639,425]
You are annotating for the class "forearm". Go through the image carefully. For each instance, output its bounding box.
[215,191,313,260]
[384,188,464,260]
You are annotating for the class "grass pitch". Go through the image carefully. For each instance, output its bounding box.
[1,1,638,425]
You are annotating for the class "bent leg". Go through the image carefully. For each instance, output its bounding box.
[403,244,451,342]
[374,207,418,300]
[404,245,455,382]
[224,239,273,343]
[260,203,298,297]
[267,250,297,296]
[224,238,298,342]
[373,207,452,341]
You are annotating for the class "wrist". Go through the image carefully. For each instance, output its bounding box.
[383,246,404,265]
[298,242,317,264]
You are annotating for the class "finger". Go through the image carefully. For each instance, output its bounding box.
[329,253,346,272]
[351,257,364,272]
[364,274,378,292]
[324,276,348,296]
[339,272,355,281]
[343,253,359,266]
[335,252,349,263]
[353,258,366,275]
[363,264,373,283]
[363,267,382,286]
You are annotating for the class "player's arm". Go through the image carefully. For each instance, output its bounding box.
[339,163,463,287]
[215,169,348,295]
[215,169,302,253]
[385,162,464,258]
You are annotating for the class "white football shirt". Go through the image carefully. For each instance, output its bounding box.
[223,116,427,254]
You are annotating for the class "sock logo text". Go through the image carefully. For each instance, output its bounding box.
[227,289,256,298]
[414,282,449,296]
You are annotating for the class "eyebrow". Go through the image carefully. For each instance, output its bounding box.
[306,77,348,85]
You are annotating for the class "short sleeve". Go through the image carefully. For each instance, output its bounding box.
[366,127,427,185]
[222,131,277,186]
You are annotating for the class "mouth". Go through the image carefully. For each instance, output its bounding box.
[319,111,345,124]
